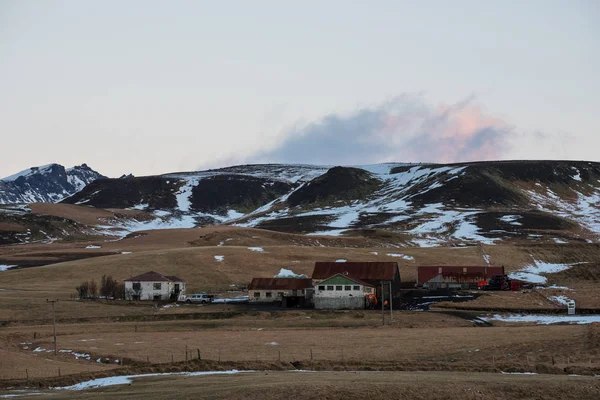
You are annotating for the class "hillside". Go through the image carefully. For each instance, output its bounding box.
[56,161,600,246]
[0,163,105,204]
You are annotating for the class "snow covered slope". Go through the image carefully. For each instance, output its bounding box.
[56,161,600,245]
[0,164,105,204]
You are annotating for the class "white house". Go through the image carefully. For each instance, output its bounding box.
[314,273,375,310]
[124,271,186,301]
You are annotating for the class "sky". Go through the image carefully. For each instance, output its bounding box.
[1,0,598,178]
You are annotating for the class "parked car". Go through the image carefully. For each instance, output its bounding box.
[185,293,214,304]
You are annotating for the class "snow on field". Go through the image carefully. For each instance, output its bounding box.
[537,285,573,291]
[214,256,224,262]
[121,252,132,255]
[548,295,571,306]
[85,245,101,249]
[335,259,347,263]
[56,370,249,390]
[248,247,264,252]
[482,314,600,325]
[274,268,308,278]
[264,341,279,346]
[554,238,568,244]
[0,265,16,272]
[212,296,249,304]
[482,253,491,265]
[508,257,582,284]
[370,252,378,255]
[386,253,414,260]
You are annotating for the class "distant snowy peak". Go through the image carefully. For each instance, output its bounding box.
[0,163,105,204]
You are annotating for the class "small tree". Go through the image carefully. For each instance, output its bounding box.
[100,275,118,298]
[88,279,98,299]
[114,282,125,300]
[76,281,89,299]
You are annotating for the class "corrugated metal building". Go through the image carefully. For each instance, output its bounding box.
[248,278,313,307]
[418,266,505,290]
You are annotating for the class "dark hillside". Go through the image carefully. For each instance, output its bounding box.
[63,177,180,209]
[189,175,292,215]
[287,167,381,207]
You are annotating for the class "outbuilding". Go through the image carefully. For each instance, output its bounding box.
[248,278,313,307]
[418,266,505,290]
[314,273,375,309]
[124,271,186,301]
[312,262,401,301]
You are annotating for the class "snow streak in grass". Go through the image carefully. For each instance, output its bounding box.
[55,370,248,390]
[482,314,600,325]
[274,268,307,278]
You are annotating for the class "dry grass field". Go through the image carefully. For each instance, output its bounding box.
[2,224,600,399]
[7,371,600,400]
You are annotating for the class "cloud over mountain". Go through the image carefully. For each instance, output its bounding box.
[251,95,514,165]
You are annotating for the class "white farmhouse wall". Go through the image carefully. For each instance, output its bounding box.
[125,281,186,301]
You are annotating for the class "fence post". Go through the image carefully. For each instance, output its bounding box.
[197,349,201,360]
[26,369,29,380]
[218,350,221,363]
[278,350,281,362]
[171,353,174,363]
[310,348,313,361]
[185,345,188,362]
[58,367,61,377]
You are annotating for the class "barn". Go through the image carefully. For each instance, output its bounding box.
[313,273,375,310]
[312,262,401,301]
[418,266,505,290]
[248,278,313,307]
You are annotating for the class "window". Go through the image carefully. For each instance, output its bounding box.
[153,283,161,290]
[132,282,141,291]
[335,286,342,291]
[254,292,260,298]
[153,295,161,301]
[344,286,351,291]
[300,289,304,294]
[278,292,284,297]
[438,267,442,274]
[318,286,325,291]
[463,267,467,273]
[326,286,334,291]
[353,285,360,291]
[266,292,272,298]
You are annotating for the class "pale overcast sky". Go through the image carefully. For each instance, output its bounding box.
[1,0,598,177]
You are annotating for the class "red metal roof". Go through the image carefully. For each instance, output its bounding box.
[417,266,504,285]
[248,278,313,291]
[312,262,399,281]
[125,271,185,283]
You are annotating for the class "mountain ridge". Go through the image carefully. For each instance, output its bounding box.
[0,163,105,204]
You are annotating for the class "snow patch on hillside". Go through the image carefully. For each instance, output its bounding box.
[274,268,307,278]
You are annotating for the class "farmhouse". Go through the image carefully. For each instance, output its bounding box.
[248,278,313,307]
[418,266,505,290]
[312,262,401,300]
[124,271,186,301]
[314,273,375,309]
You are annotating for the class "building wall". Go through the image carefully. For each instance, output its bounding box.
[313,282,372,309]
[315,296,365,310]
[249,289,307,303]
[125,281,186,301]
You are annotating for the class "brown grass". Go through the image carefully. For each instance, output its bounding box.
[8,370,600,400]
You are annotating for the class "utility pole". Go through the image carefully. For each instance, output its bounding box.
[389,281,393,323]
[47,299,58,355]
[381,281,384,326]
